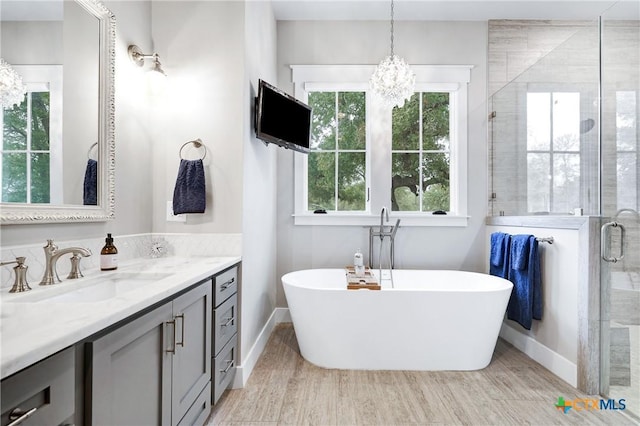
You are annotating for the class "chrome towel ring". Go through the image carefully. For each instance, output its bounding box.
[87,142,98,160]
[179,138,207,160]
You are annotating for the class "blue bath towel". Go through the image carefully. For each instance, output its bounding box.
[83,159,97,205]
[489,232,511,279]
[173,159,206,215]
[507,235,542,330]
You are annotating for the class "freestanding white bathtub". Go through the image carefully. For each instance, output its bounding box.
[282,269,513,371]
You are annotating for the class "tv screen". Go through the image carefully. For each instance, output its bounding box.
[255,79,311,154]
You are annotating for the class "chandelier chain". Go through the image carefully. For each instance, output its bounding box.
[390,0,395,57]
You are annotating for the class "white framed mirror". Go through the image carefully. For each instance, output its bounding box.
[0,0,115,224]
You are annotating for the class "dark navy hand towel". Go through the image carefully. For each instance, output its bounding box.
[489,232,510,279]
[173,159,206,214]
[83,159,97,205]
[531,238,543,321]
[507,235,542,330]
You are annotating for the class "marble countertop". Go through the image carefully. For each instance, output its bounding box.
[0,255,241,380]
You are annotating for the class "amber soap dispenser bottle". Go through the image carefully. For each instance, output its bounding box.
[100,233,118,271]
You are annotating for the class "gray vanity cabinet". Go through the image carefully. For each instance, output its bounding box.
[87,302,173,425]
[212,265,239,404]
[87,280,212,426]
[1,347,75,426]
[171,283,212,425]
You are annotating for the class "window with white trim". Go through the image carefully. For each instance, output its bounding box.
[0,65,62,204]
[392,92,451,212]
[292,65,470,226]
[307,91,367,212]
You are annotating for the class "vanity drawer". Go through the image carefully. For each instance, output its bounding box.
[212,335,236,404]
[1,347,74,426]
[214,293,238,355]
[177,382,211,426]
[214,266,237,306]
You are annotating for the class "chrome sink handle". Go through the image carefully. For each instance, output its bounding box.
[67,253,86,279]
[1,257,31,293]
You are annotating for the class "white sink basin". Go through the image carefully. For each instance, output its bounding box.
[4,271,171,303]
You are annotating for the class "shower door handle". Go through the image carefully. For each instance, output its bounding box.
[601,221,625,263]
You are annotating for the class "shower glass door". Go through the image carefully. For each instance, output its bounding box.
[600,2,640,419]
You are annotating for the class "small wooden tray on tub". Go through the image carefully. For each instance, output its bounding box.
[345,267,380,290]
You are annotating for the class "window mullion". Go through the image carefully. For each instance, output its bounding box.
[334,92,339,211]
[370,96,391,214]
[549,93,555,211]
[418,92,424,211]
[26,92,33,204]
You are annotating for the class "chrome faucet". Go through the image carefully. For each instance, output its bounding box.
[369,207,401,286]
[40,240,92,286]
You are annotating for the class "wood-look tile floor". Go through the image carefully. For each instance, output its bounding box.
[207,324,638,426]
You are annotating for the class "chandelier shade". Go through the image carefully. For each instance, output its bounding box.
[370,0,415,108]
[370,55,416,108]
[0,59,27,109]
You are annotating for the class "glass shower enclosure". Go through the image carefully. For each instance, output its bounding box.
[488,1,639,419]
[600,2,640,418]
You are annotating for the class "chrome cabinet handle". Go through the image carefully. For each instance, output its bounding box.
[220,359,234,374]
[175,314,185,347]
[220,277,235,290]
[601,221,625,263]
[166,320,176,353]
[7,407,37,426]
[221,316,234,327]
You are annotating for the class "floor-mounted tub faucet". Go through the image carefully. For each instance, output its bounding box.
[40,240,92,286]
[369,207,400,286]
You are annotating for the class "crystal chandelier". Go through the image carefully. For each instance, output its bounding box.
[370,0,415,108]
[0,59,27,109]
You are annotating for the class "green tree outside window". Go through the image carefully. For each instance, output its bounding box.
[307,91,366,211]
[392,92,450,212]
[2,91,51,203]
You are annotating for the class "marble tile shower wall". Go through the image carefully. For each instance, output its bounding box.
[602,21,640,274]
[488,20,601,216]
[0,233,241,290]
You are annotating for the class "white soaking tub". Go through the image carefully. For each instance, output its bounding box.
[282,269,513,371]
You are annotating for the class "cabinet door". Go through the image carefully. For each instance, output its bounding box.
[87,302,173,426]
[171,283,212,425]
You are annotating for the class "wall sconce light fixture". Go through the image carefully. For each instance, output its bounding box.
[128,45,167,94]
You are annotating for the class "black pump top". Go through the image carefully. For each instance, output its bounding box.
[106,233,113,243]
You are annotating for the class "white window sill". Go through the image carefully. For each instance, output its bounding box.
[293,213,469,227]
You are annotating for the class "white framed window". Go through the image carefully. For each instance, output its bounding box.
[526,91,581,213]
[307,90,369,212]
[0,65,62,204]
[292,65,470,226]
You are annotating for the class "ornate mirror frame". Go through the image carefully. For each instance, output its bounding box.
[0,0,115,224]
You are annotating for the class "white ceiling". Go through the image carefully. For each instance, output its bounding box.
[1,0,637,22]
[271,0,635,21]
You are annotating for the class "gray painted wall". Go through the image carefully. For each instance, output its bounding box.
[150,0,279,370]
[275,20,489,307]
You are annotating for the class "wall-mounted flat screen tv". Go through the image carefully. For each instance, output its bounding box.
[255,79,311,154]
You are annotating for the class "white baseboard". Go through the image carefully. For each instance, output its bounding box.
[500,323,577,387]
[230,308,291,389]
